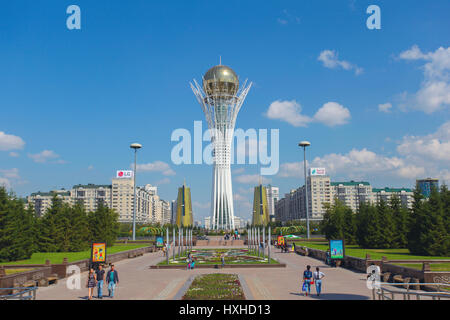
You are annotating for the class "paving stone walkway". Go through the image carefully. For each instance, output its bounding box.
[36,246,425,300]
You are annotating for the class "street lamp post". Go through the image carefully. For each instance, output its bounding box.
[130,143,142,241]
[298,141,311,239]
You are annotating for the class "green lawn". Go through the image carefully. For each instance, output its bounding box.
[5,268,36,275]
[294,241,450,261]
[0,244,149,265]
[395,263,450,271]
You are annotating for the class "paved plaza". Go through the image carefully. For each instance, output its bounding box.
[36,246,374,300]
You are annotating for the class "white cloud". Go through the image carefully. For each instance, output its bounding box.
[136,161,176,176]
[398,45,450,113]
[155,178,171,185]
[318,50,363,75]
[265,100,351,127]
[378,102,392,113]
[28,150,62,163]
[235,174,271,185]
[0,168,20,180]
[264,100,312,127]
[88,165,94,170]
[9,152,19,157]
[278,162,304,179]
[277,122,450,184]
[0,132,25,151]
[313,102,351,126]
[232,168,245,174]
[397,120,450,162]
[0,168,22,189]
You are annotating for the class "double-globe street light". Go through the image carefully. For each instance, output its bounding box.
[298,141,311,240]
[130,143,142,241]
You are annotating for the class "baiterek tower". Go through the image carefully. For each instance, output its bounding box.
[191,63,252,230]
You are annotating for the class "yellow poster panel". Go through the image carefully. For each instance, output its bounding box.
[92,243,106,262]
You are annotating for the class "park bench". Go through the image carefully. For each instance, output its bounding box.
[38,274,58,287]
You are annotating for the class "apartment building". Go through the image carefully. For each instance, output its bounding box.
[330,181,374,211]
[27,189,72,217]
[372,187,413,209]
[71,184,112,212]
[266,185,279,221]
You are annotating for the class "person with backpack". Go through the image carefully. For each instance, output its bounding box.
[302,265,313,296]
[313,267,325,296]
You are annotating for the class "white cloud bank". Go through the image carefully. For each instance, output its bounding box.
[136,161,176,176]
[28,150,65,164]
[265,100,350,127]
[0,132,25,151]
[278,121,450,184]
[398,45,450,113]
[318,50,363,75]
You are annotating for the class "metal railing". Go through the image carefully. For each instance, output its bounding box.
[0,287,38,300]
[372,282,450,300]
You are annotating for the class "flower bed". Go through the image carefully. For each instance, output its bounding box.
[161,248,278,265]
[182,274,245,300]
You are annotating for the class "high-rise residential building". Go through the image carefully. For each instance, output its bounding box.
[191,64,252,230]
[275,170,332,223]
[71,184,112,212]
[161,199,172,225]
[330,181,374,212]
[416,178,439,198]
[234,216,245,229]
[252,184,270,226]
[112,177,134,222]
[266,185,279,222]
[27,189,72,217]
[204,216,211,230]
[307,172,332,219]
[372,187,414,209]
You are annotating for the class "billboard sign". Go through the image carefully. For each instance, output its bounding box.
[329,239,345,259]
[91,242,107,263]
[310,168,326,176]
[156,236,164,248]
[116,170,133,179]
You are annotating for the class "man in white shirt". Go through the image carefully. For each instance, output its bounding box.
[313,267,325,296]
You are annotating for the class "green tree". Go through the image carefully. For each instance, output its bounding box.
[408,187,449,256]
[88,203,119,247]
[38,195,64,252]
[356,202,384,248]
[389,195,409,248]
[67,203,90,252]
[377,199,395,248]
[321,199,356,244]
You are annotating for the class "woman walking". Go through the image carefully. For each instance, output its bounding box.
[302,265,313,296]
[313,267,325,297]
[86,268,97,300]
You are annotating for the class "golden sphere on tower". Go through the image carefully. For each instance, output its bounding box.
[203,65,239,97]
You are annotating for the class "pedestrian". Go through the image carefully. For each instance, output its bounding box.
[221,253,225,268]
[106,264,119,298]
[191,258,196,270]
[86,268,97,300]
[302,265,313,296]
[96,264,105,299]
[313,267,325,296]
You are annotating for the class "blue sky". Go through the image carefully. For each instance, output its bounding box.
[1,0,449,221]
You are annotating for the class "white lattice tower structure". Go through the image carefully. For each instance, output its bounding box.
[190,64,252,230]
